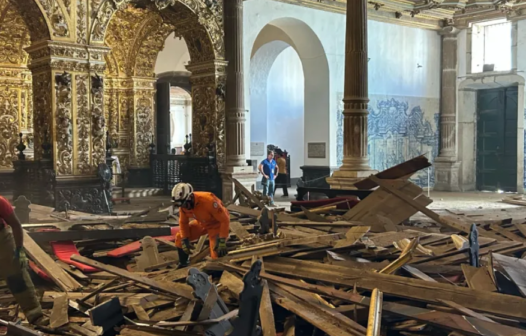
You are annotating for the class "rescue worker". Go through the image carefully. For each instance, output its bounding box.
[171,183,229,268]
[0,195,44,324]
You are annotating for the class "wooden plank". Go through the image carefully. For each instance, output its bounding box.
[249,268,526,336]
[437,299,495,323]
[132,305,150,321]
[227,204,260,217]
[368,177,471,233]
[71,255,193,300]
[260,280,277,336]
[262,257,526,320]
[489,224,526,242]
[231,177,266,209]
[68,324,98,336]
[219,271,243,300]
[28,227,172,243]
[344,180,432,232]
[354,155,431,190]
[272,294,361,336]
[50,293,69,329]
[230,222,251,240]
[23,230,82,292]
[461,264,497,292]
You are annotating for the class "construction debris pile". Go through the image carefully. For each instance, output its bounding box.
[3,156,526,336]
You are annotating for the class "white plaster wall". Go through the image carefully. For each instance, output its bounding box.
[244,0,441,173]
[266,47,305,178]
[155,33,191,74]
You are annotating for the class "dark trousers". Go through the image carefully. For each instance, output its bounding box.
[276,174,288,196]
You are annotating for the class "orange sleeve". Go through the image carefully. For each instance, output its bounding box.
[179,209,191,239]
[210,196,230,239]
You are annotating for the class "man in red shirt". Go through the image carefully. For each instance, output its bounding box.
[0,195,43,324]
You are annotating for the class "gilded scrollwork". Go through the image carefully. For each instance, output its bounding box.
[55,71,73,175]
[91,74,106,169]
[8,0,51,42]
[37,0,70,37]
[32,72,52,160]
[77,0,87,44]
[75,74,91,174]
[133,94,154,167]
[0,1,31,66]
[0,88,20,168]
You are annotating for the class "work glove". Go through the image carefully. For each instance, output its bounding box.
[181,238,194,255]
[216,238,228,257]
[14,247,28,268]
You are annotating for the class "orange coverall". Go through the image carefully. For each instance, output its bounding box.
[175,192,230,259]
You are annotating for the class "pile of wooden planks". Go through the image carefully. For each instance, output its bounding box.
[3,157,526,335]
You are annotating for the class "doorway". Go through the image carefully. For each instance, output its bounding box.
[476,86,518,192]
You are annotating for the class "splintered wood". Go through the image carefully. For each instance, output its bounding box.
[5,156,526,335]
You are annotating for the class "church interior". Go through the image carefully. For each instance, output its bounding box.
[3,0,526,335]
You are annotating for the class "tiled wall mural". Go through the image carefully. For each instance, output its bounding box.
[337,93,440,188]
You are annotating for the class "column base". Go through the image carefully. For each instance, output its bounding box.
[221,166,257,203]
[433,159,461,192]
[326,169,377,190]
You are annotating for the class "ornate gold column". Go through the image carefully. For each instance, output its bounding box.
[105,77,133,176]
[126,77,156,187]
[327,0,376,189]
[26,42,108,174]
[186,60,227,163]
[221,0,256,201]
[434,26,461,191]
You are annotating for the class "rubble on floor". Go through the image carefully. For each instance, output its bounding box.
[3,159,526,335]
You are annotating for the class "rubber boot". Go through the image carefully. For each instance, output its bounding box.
[175,248,189,269]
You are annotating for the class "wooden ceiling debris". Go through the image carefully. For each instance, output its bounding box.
[3,159,526,335]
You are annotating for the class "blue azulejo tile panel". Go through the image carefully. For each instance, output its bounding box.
[337,94,439,188]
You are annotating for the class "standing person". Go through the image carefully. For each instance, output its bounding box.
[275,151,289,197]
[171,183,230,268]
[0,195,44,324]
[258,150,278,206]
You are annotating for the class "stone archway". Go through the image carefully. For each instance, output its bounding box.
[0,0,52,191]
[249,17,330,181]
[99,0,225,185]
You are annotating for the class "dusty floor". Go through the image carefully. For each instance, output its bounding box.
[112,187,523,213]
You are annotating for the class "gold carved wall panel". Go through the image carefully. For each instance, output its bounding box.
[187,60,227,169]
[55,71,73,175]
[0,89,21,168]
[75,74,91,174]
[91,74,106,169]
[0,0,34,168]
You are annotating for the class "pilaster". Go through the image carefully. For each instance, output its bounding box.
[186,59,228,169]
[327,0,376,190]
[26,41,109,176]
[222,0,256,201]
[434,26,461,192]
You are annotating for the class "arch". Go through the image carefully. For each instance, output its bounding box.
[7,0,51,43]
[89,0,222,59]
[457,73,525,192]
[249,17,330,177]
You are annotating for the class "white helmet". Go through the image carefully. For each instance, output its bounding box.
[172,183,194,206]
